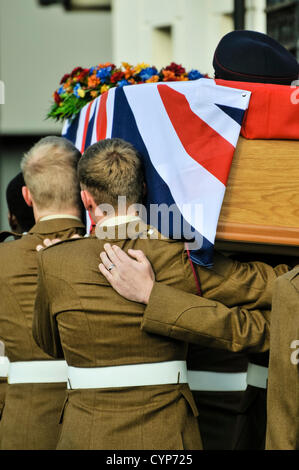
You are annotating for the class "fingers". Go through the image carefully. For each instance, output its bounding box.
[98,263,114,282]
[99,251,116,271]
[103,243,122,267]
[110,245,133,263]
[127,249,148,264]
[36,244,44,252]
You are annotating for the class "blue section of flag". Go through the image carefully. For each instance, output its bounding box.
[111,88,214,267]
[62,115,79,140]
[215,104,245,126]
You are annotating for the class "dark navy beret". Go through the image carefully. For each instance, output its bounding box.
[213,30,299,85]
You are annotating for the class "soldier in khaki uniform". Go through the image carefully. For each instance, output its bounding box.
[0,137,86,450]
[0,173,35,425]
[33,139,202,450]
[266,267,299,450]
[33,138,288,450]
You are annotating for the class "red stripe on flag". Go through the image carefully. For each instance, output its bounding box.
[157,84,235,186]
[96,91,108,141]
[81,102,93,154]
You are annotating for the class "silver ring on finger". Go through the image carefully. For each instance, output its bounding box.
[108,264,116,271]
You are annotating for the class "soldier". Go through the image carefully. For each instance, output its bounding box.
[33,138,288,450]
[32,138,202,450]
[266,267,299,450]
[0,136,86,450]
[0,173,35,427]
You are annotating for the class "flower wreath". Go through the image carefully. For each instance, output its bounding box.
[48,62,206,121]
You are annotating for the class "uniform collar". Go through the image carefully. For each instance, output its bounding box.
[39,214,82,223]
[98,215,142,228]
[29,217,85,235]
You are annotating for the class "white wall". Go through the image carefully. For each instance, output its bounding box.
[0,0,112,135]
[112,0,234,76]
[112,0,266,77]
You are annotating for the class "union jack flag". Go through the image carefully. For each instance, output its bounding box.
[63,78,251,266]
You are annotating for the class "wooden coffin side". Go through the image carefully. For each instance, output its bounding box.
[216,137,299,249]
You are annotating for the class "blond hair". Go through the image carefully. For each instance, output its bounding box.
[21,136,81,211]
[78,138,144,207]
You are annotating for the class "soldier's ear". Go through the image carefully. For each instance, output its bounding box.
[22,186,33,207]
[81,189,96,212]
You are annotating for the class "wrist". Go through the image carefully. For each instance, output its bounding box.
[142,280,154,305]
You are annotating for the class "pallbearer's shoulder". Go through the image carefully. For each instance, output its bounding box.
[275,265,299,289]
[39,235,96,260]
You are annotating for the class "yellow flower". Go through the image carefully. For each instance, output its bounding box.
[100,84,109,94]
[90,90,98,99]
[122,62,132,70]
[133,62,150,74]
[78,88,85,98]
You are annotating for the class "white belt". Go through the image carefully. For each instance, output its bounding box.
[0,356,10,378]
[246,362,268,389]
[8,360,68,384]
[67,361,188,389]
[188,370,247,392]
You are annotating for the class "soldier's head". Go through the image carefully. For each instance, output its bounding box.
[21,136,82,220]
[213,30,299,85]
[78,138,144,222]
[6,172,35,234]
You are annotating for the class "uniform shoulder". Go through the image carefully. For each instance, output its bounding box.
[39,236,95,257]
[275,266,299,289]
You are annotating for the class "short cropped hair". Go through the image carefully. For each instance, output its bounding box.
[21,136,81,211]
[78,138,144,207]
[6,172,35,232]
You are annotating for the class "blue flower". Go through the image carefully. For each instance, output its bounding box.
[139,67,158,81]
[117,79,129,88]
[96,66,112,80]
[188,70,204,80]
[89,66,97,75]
[73,83,82,97]
[57,85,65,95]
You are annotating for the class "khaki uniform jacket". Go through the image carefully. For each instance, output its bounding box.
[266,267,299,450]
[0,218,86,450]
[140,253,288,450]
[33,223,205,450]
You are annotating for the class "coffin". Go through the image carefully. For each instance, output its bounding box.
[216,137,299,255]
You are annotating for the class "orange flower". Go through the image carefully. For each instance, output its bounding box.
[162,70,177,81]
[90,90,98,99]
[124,69,133,79]
[88,76,100,88]
[146,75,159,83]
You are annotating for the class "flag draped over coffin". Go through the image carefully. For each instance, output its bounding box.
[62,78,251,267]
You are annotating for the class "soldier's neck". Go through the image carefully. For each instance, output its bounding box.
[34,206,81,223]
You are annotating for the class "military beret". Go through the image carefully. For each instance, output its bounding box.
[213,30,299,85]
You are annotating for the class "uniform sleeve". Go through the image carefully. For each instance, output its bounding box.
[266,273,299,450]
[141,282,270,353]
[141,251,289,352]
[32,253,64,359]
[197,251,290,309]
